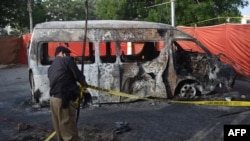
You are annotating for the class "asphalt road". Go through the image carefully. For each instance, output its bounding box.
[0,64,250,141]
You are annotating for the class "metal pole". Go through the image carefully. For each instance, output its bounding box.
[27,0,33,33]
[171,0,175,26]
[81,0,88,73]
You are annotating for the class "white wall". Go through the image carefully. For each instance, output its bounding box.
[241,15,250,24]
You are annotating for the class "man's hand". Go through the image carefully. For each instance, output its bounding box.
[81,81,88,88]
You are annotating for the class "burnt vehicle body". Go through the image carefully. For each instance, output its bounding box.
[27,20,236,105]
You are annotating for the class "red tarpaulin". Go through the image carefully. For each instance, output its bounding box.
[178,24,250,78]
[18,34,32,64]
[0,36,21,64]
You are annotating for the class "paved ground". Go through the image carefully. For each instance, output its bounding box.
[0,64,250,141]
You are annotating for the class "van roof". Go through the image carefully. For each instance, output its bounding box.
[34,20,175,29]
[32,20,195,42]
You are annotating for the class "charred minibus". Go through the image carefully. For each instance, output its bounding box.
[27,20,236,106]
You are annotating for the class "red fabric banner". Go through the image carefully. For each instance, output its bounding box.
[178,24,250,78]
[0,36,21,64]
[18,34,32,64]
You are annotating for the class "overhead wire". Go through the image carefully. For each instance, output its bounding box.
[186,16,243,26]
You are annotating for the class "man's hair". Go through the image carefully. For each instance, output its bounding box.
[55,46,71,56]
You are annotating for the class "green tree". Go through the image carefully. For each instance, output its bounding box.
[0,0,48,35]
[0,0,30,35]
[42,0,96,21]
[175,0,248,26]
[0,0,96,35]
[95,0,125,19]
[145,0,171,23]
[95,0,249,26]
[95,0,151,20]
[32,0,50,28]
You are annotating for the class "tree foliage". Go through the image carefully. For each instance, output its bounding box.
[0,0,248,35]
[95,0,249,26]
[42,0,87,21]
[175,0,249,26]
[0,0,96,35]
[0,0,30,34]
[95,0,149,20]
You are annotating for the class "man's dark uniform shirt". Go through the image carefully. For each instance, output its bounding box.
[48,56,85,100]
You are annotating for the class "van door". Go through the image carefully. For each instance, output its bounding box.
[119,41,167,100]
[97,42,121,103]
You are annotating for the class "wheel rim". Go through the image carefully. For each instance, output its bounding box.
[179,83,196,98]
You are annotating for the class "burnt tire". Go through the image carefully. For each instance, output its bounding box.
[176,81,200,99]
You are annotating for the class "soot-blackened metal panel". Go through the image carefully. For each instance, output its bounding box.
[97,63,121,103]
[118,42,170,102]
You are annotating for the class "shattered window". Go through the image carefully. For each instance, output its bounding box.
[173,40,209,74]
[176,40,205,53]
[99,42,117,63]
[40,41,95,65]
[120,41,163,63]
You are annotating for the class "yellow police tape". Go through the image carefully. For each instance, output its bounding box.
[44,131,56,141]
[88,85,145,99]
[44,85,250,141]
[74,85,85,108]
[170,100,250,107]
[87,85,250,107]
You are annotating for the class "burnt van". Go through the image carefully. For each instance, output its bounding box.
[27,20,236,106]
